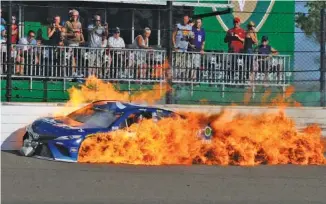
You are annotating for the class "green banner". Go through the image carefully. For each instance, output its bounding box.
[194,0,295,56]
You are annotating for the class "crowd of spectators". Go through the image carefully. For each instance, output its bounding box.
[170,14,283,84]
[0,9,134,49]
[0,8,283,84]
[171,14,278,56]
[0,9,279,54]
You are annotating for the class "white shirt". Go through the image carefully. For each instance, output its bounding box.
[108,36,125,48]
[175,23,192,51]
[18,37,37,51]
[131,35,148,49]
[88,24,105,48]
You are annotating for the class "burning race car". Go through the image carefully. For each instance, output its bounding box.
[20,100,212,162]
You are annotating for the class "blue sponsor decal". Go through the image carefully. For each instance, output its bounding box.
[203,126,212,140]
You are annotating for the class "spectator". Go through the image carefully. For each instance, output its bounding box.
[191,18,205,53]
[16,30,38,75]
[0,9,5,45]
[224,17,245,53]
[11,16,18,44]
[107,27,125,79]
[192,19,206,80]
[257,36,278,55]
[48,15,65,46]
[87,15,107,48]
[244,21,258,54]
[131,27,152,79]
[172,15,193,81]
[256,36,279,85]
[1,9,5,25]
[18,30,37,51]
[224,17,246,83]
[132,27,151,49]
[173,14,192,52]
[244,21,258,84]
[0,23,5,43]
[47,15,65,77]
[64,9,84,77]
[108,27,125,48]
[85,15,107,77]
[64,9,84,46]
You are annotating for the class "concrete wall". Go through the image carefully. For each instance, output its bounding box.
[1,102,325,150]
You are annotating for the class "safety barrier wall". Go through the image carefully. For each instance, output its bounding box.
[1,44,291,86]
[1,102,325,150]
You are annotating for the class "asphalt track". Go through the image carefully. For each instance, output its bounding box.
[1,151,326,204]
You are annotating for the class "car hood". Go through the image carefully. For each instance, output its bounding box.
[30,117,103,137]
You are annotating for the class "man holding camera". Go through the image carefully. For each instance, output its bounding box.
[172,15,194,81]
[48,15,65,46]
[87,15,108,48]
[64,9,84,47]
[172,14,193,52]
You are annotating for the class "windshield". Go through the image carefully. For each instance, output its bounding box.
[66,104,121,128]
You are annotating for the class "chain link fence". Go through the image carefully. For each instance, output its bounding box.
[1,1,325,106]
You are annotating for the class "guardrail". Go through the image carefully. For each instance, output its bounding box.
[1,44,292,87]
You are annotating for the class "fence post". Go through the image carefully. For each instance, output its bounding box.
[320,8,326,107]
[5,1,13,102]
[43,66,48,102]
[165,0,173,104]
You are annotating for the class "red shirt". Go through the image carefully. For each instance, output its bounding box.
[226,27,245,53]
[11,24,18,44]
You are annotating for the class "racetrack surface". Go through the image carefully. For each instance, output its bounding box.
[1,151,326,204]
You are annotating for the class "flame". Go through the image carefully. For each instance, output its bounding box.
[151,58,169,78]
[199,99,209,105]
[53,76,170,117]
[52,77,324,166]
[270,86,302,108]
[78,110,325,165]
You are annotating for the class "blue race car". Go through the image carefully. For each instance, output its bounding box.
[20,100,213,162]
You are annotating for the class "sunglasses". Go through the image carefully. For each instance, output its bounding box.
[29,35,35,38]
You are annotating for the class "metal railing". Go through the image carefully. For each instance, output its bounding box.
[1,44,292,87]
[172,51,292,87]
[0,44,167,82]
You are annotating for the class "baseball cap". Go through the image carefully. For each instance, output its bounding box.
[114,27,120,33]
[262,36,268,41]
[248,21,255,27]
[234,17,241,23]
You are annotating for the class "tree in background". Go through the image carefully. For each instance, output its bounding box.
[296,1,326,45]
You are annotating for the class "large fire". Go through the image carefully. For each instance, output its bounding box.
[54,76,170,116]
[61,76,325,165]
[78,111,325,165]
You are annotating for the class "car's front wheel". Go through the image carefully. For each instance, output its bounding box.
[20,132,37,157]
